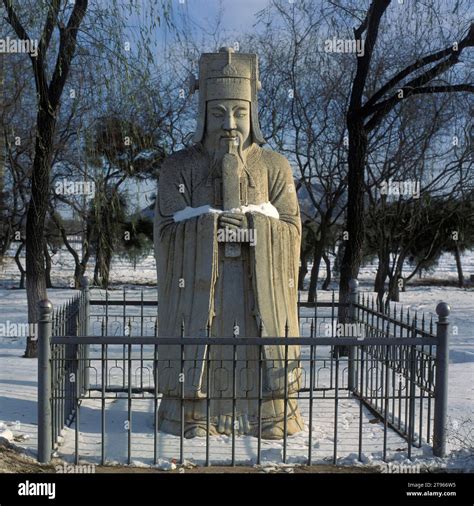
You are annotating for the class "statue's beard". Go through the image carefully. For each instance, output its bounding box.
[207,131,249,172]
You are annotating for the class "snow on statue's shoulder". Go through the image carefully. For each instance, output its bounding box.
[173,205,221,222]
[240,202,279,219]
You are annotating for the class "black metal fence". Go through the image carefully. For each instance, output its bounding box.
[37,279,450,466]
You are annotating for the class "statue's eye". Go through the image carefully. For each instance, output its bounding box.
[235,112,247,118]
[212,112,224,118]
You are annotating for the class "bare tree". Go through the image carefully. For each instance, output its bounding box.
[252,1,350,300]
[3,0,89,356]
[338,0,473,311]
[2,0,173,356]
[363,90,469,303]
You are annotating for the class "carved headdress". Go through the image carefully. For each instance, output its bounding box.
[191,47,265,145]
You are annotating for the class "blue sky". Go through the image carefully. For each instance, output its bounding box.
[123,0,273,57]
[173,0,271,30]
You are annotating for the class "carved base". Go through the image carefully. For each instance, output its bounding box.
[157,400,305,440]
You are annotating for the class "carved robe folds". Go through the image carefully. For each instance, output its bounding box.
[154,143,305,438]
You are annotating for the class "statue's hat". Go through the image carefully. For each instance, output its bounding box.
[191,47,265,145]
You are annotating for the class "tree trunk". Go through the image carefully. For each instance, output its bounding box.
[337,0,390,323]
[93,252,100,286]
[374,250,389,310]
[44,243,53,288]
[74,262,87,288]
[94,241,112,288]
[298,250,308,290]
[321,251,331,290]
[388,264,404,302]
[308,241,324,303]
[336,118,368,359]
[388,275,401,302]
[53,213,91,289]
[388,252,408,302]
[25,110,56,358]
[339,117,368,319]
[102,244,112,288]
[454,244,464,288]
[333,243,344,275]
[0,211,12,259]
[14,241,26,289]
[76,235,92,288]
[0,53,6,260]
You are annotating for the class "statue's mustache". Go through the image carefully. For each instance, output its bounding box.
[220,131,240,140]
[208,131,246,171]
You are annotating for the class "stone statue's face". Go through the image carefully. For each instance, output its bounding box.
[203,99,251,155]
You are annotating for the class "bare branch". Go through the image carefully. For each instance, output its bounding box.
[349,0,391,111]
[2,0,31,47]
[365,54,472,130]
[363,23,474,111]
[49,0,89,109]
[38,0,61,57]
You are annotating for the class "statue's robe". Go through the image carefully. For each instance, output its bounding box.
[154,142,304,437]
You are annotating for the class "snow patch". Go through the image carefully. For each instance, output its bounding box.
[173,202,279,223]
[173,205,221,222]
[239,202,280,219]
[0,429,14,443]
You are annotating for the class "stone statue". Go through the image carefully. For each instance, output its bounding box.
[154,48,304,439]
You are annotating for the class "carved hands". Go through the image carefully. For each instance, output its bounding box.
[218,211,248,231]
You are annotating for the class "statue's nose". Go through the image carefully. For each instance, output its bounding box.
[223,114,236,131]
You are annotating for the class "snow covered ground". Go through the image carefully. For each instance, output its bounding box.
[1,245,473,288]
[0,250,473,471]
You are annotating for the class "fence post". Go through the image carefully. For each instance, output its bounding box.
[81,276,90,392]
[38,299,53,464]
[433,302,450,458]
[348,278,359,391]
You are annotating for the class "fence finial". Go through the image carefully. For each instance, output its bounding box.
[436,302,450,319]
[38,299,53,315]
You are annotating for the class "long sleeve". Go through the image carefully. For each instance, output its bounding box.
[266,151,301,234]
[247,150,302,394]
[153,151,219,397]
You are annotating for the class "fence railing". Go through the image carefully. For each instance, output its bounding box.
[37,278,450,466]
[37,290,90,462]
